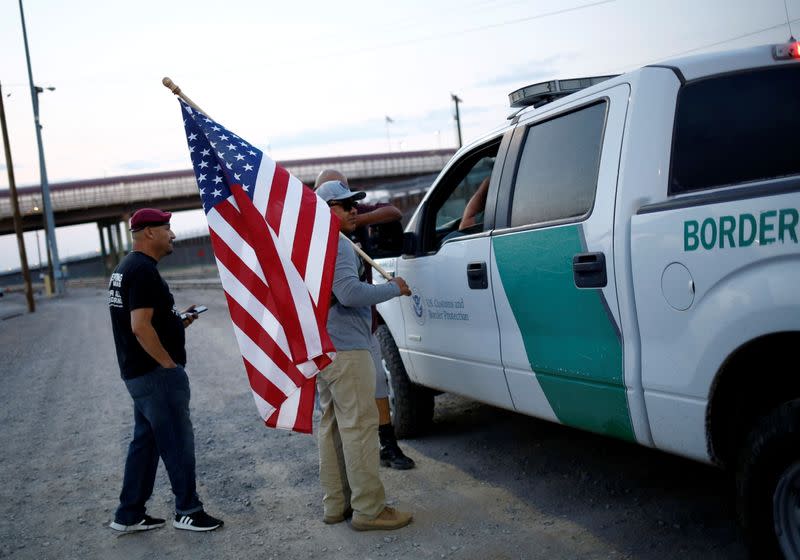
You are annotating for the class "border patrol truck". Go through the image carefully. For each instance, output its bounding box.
[370,42,800,557]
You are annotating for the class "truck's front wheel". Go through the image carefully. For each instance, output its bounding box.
[737,399,800,559]
[375,325,434,439]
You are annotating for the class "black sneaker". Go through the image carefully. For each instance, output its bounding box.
[173,511,224,532]
[109,514,166,532]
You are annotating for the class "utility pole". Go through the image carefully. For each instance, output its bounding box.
[19,0,63,295]
[451,93,463,149]
[385,115,394,152]
[0,83,35,312]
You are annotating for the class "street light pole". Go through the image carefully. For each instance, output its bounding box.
[19,0,63,295]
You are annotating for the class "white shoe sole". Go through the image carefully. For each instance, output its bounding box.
[109,521,164,532]
[172,520,222,532]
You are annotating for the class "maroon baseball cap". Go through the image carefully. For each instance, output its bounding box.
[130,208,172,231]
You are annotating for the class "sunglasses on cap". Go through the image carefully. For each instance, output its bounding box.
[328,199,359,212]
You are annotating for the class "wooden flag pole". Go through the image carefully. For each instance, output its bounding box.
[162,77,212,119]
[162,78,395,283]
[340,232,393,281]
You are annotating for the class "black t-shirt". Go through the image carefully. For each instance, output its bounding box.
[108,251,186,379]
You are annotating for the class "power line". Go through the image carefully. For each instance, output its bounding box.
[441,0,615,38]
[311,0,616,61]
[783,0,795,38]
[390,0,503,33]
[626,17,800,70]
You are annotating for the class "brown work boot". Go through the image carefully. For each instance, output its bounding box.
[351,506,413,531]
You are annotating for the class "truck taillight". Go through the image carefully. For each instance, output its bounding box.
[773,41,800,60]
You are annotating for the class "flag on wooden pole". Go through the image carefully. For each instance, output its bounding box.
[177,100,339,433]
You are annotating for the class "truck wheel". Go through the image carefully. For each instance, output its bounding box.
[375,324,434,439]
[736,399,800,559]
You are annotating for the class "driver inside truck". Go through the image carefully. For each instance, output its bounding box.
[458,176,490,232]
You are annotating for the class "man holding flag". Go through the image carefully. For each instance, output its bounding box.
[171,84,411,531]
[315,180,413,531]
[314,168,415,471]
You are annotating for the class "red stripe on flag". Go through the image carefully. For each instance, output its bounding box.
[313,353,333,371]
[290,185,319,279]
[295,379,316,433]
[265,165,289,233]
[314,217,341,321]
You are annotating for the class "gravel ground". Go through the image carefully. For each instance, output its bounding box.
[0,286,747,560]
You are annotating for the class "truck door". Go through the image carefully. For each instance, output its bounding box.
[491,84,635,440]
[395,136,514,409]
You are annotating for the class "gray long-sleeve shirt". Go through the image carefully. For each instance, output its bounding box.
[327,237,400,351]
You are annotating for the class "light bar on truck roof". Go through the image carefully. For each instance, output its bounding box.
[508,75,618,108]
[773,40,800,60]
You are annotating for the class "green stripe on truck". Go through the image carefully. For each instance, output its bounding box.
[493,225,634,441]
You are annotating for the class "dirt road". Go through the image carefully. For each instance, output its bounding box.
[0,287,747,559]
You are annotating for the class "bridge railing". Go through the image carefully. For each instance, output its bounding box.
[0,149,454,221]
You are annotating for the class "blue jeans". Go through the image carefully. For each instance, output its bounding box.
[115,366,203,524]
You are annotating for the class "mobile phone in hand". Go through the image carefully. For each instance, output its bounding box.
[181,306,208,320]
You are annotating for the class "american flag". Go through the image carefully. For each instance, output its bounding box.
[178,100,339,434]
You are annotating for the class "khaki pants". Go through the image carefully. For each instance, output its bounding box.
[317,349,385,519]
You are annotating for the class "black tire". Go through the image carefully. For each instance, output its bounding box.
[375,324,434,439]
[736,399,800,560]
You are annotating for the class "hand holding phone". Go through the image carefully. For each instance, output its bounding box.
[181,305,208,321]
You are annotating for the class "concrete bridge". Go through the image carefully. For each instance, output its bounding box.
[0,148,454,237]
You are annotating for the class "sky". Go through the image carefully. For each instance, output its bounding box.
[0,0,797,271]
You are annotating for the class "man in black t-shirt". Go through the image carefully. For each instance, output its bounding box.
[107,208,223,533]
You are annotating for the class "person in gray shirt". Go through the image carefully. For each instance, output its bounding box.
[315,168,415,470]
[315,180,413,531]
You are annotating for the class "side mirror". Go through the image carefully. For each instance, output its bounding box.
[402,232,418,256]
[361,221,404,258]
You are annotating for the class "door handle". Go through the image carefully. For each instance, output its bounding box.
[467,261,488,289]
[572,252,607,288]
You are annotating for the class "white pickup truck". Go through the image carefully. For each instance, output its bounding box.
[371,42,800,557]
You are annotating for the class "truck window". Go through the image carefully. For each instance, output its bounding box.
[435,156,495,232]
[670,65,800,195]
[510,101,607,227]
[421,141,500,252]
